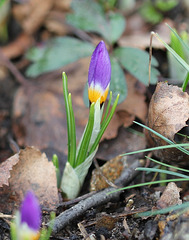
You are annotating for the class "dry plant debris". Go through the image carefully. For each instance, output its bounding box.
[157,182,182,209]
[0,147,59,213]
[90,155,125,191]
[147,82,189,165]
[0,153,19,187]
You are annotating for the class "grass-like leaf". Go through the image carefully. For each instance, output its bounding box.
[166,23,189,54]
[76,103,95,166]
[89,94,119,155]
[135,201,189,218]
[122,143,189,156]
[108,178,189,194]
[62,72,73,166]
[101,91,112,127]
[136,167,189,179]
[68,94,76,167]
[146,156,189,173]
[133,121,189,155]
[152,32,189,73]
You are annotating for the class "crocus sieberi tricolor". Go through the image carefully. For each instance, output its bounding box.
[88,41,111,104]
[60,40,119,200]
[13,191,41,240]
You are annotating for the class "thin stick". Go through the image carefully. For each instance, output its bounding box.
[149,32,155,85]
[47,159,144,234]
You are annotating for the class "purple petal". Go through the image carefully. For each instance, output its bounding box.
[88,41,111,91]
[20,191,41,231]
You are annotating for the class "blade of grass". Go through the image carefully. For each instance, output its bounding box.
[68,93,76,167]
[136,167,189,178]
[146,156,189,173]
[135,201,189,218]
[76,103,95,166]
[62,72,72,166]
[133,121,189,155]
[108,178,189,194]
[166,23,189,53]
[152,32,189,72]
[122,143,189,156]
[101,91,112,126]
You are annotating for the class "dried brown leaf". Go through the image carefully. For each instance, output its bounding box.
[13,0,54,35]
[1,33,33,59]
[0,147,59,213]
[147,82,189,165]
[157,182,182,209]
[0,154,19,187]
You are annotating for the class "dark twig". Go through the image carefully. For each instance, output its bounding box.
[48,159,144,234]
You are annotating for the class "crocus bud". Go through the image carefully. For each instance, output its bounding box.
[17,191,41,240]
[88,41,111,104]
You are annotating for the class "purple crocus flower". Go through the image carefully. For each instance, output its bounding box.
[88,41,111,104]
[20,191,41,232]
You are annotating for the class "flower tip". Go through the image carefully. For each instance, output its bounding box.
[88,41,111,104]
[20,191,41,231]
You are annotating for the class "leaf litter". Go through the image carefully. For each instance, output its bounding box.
[147,82,189,165]
[0,147,59,213]
[1,0,189,239]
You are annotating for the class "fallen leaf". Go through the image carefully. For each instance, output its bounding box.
[0,147,59,213]
[147,82,189,165]
[12,58,90,161]
[157,182,182,209]
[95,214,117,230]
[117,74,148,122]
[97,127,146,162]
[13,0,54,35]
[0,154,19,187]
[102,74,147,141]
[1,33,33,59]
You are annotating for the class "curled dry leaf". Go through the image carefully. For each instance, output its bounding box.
[147,82,189,165]
[0,147,59,213]
[0,154,19,187]
[157,182,182,209]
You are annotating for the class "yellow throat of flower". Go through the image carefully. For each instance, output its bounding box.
[88,87,109,104]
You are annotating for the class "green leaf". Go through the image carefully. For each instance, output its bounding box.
[154,32,189,72]
[114,47,159,85]
[136,167,189,179]
[110,57,127,103]
[61,161,81,199]
[76,103,95,166]
[155,0,178,12]
[66,0,125,44]
[136,201,189,218]
[106,12,126,44]
[140,1,163,24]
[25,37,94,77]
